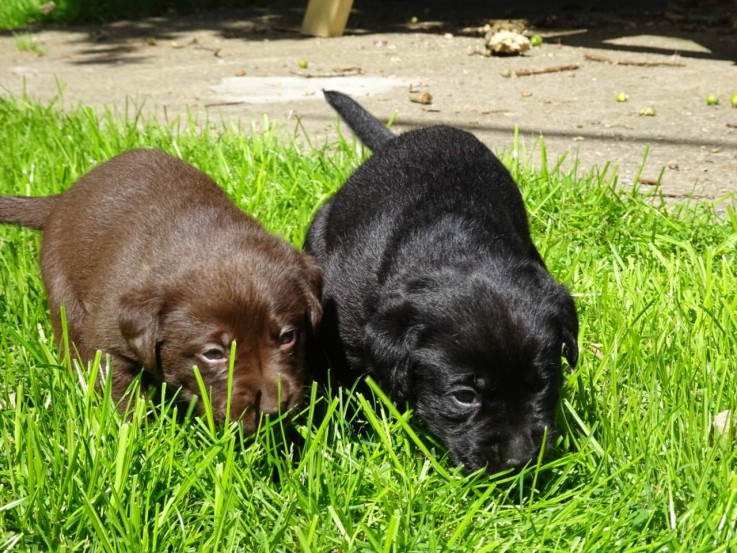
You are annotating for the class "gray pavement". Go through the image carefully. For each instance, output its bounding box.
[1,1,735,206]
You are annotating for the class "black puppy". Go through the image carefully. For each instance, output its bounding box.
[305,91,579,473]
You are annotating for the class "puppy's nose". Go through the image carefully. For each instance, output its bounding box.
[503,433,540,469]
[253,385,293,416]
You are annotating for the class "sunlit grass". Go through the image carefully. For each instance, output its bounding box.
[0,95,736,551]
[0,0,258,30]
[13,32,44,56]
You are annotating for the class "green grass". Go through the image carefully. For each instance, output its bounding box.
[13,32,45,56]
[1,94,736,552]
[0,0,262,30]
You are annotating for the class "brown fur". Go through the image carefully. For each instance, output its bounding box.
[0,149,322,431]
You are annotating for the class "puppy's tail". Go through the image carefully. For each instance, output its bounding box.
[324,90,395,151]
[0,195,60,230]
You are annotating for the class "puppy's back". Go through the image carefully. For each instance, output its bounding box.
[320,125,533,258]
[42,149,256,257]
[37,149,267,315]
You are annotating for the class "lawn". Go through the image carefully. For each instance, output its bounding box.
[0,0,250,29]
[0,94,736,552]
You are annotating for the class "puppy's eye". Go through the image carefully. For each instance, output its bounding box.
[278,328,298,348]
[202,348,226,361]
[451,388,478,406]
[525,376,547,392]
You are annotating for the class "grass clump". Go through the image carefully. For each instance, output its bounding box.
[13,32,44,56]
[0,0,260,30]
[1,95,736,551]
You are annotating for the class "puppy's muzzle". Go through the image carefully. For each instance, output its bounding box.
[252,384,297,417]
[235,377,300,432]
[502,432,545,469]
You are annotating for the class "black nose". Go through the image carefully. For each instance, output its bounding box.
[503,433,540,469]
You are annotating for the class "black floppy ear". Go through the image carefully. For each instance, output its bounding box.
[364,292,422,403]
[300,254,323,331]
[118,287,164,372]
[557,290,579,368]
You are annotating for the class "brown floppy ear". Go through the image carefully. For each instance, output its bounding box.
[300,254,323,330]
[118,287,163,373]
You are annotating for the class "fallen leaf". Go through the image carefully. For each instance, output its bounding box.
[713,410,734,439]
[0,392,16,409]
[410,92,433,105]
[38,1,56,15]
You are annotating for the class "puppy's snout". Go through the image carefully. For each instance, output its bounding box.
[231,380,298,433]
[502,429,549,469]
[503,435,536,469]
[252,380,296,417]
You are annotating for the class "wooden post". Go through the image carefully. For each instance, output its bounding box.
[301,0,354,38]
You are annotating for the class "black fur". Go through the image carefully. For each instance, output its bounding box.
[306,91,579,473]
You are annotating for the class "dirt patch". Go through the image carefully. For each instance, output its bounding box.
[1,0,736,207]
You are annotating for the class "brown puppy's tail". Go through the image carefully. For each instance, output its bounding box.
[0,195,60,230]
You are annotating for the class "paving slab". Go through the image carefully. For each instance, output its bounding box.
[1,0,735,207]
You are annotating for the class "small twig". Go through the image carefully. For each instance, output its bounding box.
[514,64,580,77]
[194,45,221,57]
[269,25,302,34]
[584,52,685,67]
[204,101,247,108]
[289,67,364,78]
[660,192,711,200]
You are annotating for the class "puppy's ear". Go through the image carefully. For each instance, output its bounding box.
[557,290,579,368]
[300,254,323,330]
[118,287,163,372]
[364,292,421,403]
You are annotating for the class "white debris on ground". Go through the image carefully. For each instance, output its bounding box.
[485,30,530,56]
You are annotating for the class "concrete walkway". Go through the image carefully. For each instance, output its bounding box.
[1,0,735,206]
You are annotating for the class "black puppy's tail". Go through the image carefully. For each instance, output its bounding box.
[324,90,395,151]
[0,195,60,230]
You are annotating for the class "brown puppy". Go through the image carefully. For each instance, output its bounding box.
[0,149,322,431]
